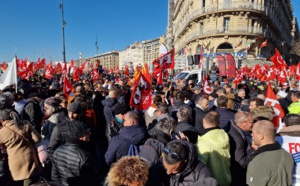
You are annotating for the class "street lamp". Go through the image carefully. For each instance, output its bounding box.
[60,0,66,64]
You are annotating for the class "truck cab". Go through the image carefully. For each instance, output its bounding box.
[173,70,202,84]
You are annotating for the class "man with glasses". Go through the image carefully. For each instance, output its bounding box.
[149,140,217,186]
[226,111,254,186]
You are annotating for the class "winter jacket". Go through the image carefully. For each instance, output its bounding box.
[102,98,118,125]
[173,120,199,144]
[197,128,231,186]
[246,142,294,186]
[226,121,251,186]
[52,143,99,186]
[193,106,207,134]
[47,120,72,160]
[215,107,235,129]
[276,125,300,185]
[233,96,243,111]
[0,120,43,181]
[288,101,300,114]
[105,124,148,166]
[41,111,67,142]
[139,128,171,169]
[169,101,185,121]
[149,140,216,186]
[21,100,44,133]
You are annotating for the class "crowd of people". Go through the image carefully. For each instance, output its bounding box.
[0,68,299,186]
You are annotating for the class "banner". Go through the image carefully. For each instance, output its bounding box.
[0,57,18,90]
[217,54,226,76]
[225,53,236,78]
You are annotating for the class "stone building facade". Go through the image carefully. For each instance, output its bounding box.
[119,42,144,71]
[83,51,119,69]
[167,0,299,69]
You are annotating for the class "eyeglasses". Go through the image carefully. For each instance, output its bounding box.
[163,148,182,160]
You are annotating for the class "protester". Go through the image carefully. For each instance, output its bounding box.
[105,111,148,166]
[226,111,253,185]
[288,91,300,114]
[21,92,44,133]
[197,111,231,186]
[215,95,235,129]
[149,140,217,185]
[0,109,44,186]
[247,120,294,186]
[276,114,300,185]
[194,96,209,134]
[105,156,149,186]
[51,120,99,186]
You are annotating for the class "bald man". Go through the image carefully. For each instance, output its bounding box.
[246,120,294,186]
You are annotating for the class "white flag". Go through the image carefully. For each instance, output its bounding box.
[0,57,18,90]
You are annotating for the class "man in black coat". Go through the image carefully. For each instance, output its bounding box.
[173,105,199,144]
[215,95,235,129]
[51,120,99,186]
[193,96,209,134]
[226,111,254,186]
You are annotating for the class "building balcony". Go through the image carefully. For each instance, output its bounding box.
[174,2,265,37]
[175,27,263,49]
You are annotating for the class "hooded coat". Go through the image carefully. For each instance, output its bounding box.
[149,140,216,186]
[197,128,231,186]
[105,124,148,166]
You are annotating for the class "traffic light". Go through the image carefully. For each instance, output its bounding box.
[238,59,242,69]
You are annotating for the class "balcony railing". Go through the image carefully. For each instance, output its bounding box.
[174,2,265,37]
[176,27,263,52]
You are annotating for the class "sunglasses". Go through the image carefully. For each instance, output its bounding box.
[163,148,182,160]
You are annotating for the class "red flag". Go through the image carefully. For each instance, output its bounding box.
[73,67,82,81]
[91,69,100,82]
[123,65,129,76]
[260,40,268,47]
[264,83,285,128]
[80,61,87,70]
[277,68,287,84]
[44,67,53,80]
[156,70,163,85]
[53,63,62,74]
[287,65,296,77]
[265,66,276,81]
[225,53,236,78]
[203,75,212,94]
[1,62,7,71]
[62,63,67,75]
[35,58,46,70]
[63,76,74,100]
[129,72,152,111]
[270,48,287,68]
[241,65,250,77]
[141,64,151,83]
[152,49,175,77]
[296,63,300,81]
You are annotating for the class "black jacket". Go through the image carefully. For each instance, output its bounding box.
[101,98,118,125]
[215,107,235,129]
[226,121,251,186]
[193,107,207,134]
[21,100,44,133]
[51,143,99,186]
[173,120,199,144]
[148,140,215,186]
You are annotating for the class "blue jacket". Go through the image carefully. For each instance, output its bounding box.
[105,124,148,166]
[101,98,118,125]
[215,107,235,129]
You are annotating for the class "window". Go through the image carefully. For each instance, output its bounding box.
[199,22,203,35]
[202,0,205,8]
[223,18,230,32]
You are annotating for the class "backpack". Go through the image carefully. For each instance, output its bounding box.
[138,138,165,168]
[128,144,143,156]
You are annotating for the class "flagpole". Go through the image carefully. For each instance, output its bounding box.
[60,0,66,64]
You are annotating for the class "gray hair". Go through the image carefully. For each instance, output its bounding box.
[155,117,176,135]
[234,111,252,125]
[177,105,192,121]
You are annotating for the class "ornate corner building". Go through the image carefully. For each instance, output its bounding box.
[166,0,299,70]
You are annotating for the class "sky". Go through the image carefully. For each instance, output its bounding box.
[0,0,168,63]
[0,1,300,64]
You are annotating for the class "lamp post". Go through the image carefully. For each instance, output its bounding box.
[60,0,66,64]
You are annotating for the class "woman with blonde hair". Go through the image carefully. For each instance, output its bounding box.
[105,156,149,186]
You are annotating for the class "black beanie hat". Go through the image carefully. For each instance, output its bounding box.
[68,102,82,114]
[45,97,62,108]
[112,103,127,115]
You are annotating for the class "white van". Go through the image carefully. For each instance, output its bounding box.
[173,70,202,84]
